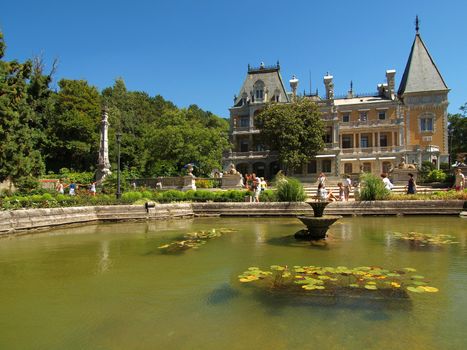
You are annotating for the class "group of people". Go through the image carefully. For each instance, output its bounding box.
[243,173,267,202]
[55,180,97,196]
[316,173,353,202]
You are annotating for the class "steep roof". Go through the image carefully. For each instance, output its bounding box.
[233,64,290,107]
[398,34,448,95]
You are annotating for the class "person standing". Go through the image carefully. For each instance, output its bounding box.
[406,173,416,195]
[343,175,352,201]
[56,180,64,194]
[317,172,326,187]
[90,182,97,196]
[454,168,465,191]
[381,173,394,191]
[337,182,344,201]
[69,182,76,196]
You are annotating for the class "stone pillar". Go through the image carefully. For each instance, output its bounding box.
[399,125,404,148]
[96,107,112,184]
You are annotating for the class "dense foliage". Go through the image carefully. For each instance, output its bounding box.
[275,176,306,202]
[0,189,278,210]
[448,103,467,163]
[255,98,325,171]
[0,32,229,189]
[359,173,390,201]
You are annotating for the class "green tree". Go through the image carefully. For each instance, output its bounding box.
[47,79,101,171]
[448,102,467,164]
[0,32,45,185]
[255,98,325,171]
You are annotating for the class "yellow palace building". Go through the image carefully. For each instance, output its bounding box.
[224,19,449,181]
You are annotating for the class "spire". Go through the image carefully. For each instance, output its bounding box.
[398,25,448,96]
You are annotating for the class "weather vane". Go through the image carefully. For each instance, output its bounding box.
[415,15,420,34]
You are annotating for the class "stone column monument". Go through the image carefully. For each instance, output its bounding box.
[96,107,112,184]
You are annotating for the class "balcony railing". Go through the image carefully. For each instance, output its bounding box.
[339,119,402,128]
[340,146,403,154]
[224,150,275,160]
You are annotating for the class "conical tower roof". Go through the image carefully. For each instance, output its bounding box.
[398,32,448,96]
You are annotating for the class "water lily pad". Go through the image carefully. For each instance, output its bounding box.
[349,284,359,288]
[411,275,425,279]
[404,267,417,272]
[421,286,439,293]
[364,285,378,290]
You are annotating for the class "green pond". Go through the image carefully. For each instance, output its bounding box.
[1,216,467,349]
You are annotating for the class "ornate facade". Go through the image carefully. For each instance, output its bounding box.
[223,23,449,180]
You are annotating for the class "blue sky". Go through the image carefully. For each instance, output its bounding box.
[1,0,466,117]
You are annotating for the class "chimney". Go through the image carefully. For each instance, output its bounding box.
[324,74,334,100]
[385,69,396,99]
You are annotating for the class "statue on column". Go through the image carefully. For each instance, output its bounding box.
[96,106,112,184]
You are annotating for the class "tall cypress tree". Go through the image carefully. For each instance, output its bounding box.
[0,32,44,185]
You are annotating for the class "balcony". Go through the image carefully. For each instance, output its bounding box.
[339,118,402,129]
[340,146,404,154]
[223,150,276,160]
[232,127,260,135]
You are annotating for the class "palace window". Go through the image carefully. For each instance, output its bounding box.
[360,135,369,148]
[378,111,386,120]
[323,127,333,144]
[380,134,388,147]
[253,80,265,102]
[240,117,249,128]
[342,135,352,148]
[420,117,434,132]
[342,114,350,123]
[322,159,332,173]
[363,162,372,173]
[344,163,353,175]
[240,140,249,152]
[307,160,317,174]
[359,112,368,122]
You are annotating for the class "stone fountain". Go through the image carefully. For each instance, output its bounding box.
[295,201,341,240]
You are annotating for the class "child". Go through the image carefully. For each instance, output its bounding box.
[337,182,344,201]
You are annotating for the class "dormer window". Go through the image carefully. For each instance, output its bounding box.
[253,80,265,102]
[241,92,248,106]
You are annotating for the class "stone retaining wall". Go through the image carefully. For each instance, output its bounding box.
[192,201,465,217]
[0,201,464,236]
[0,203,193,236]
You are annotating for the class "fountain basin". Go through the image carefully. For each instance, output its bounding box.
[296,215,341,240]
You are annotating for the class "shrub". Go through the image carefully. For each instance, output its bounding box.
[260,190,277,202]
[195,179,213,189]
[426,169,447,183]
[359,173,390,201]
[193,190,216,202]
[121,191,143,203]
[159,190,186,203]
[15,176,41,194]
[275,177,306,202]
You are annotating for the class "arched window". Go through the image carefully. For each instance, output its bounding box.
[253,80,265,101]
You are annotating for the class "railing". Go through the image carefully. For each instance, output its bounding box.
[248,62,280,73]
[323,91,381,100]
[340,146,403,154]
[405,145,440,152]
[225,151,272,159]
[339,119,402,128]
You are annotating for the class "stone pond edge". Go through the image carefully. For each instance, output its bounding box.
[0,200,464,236]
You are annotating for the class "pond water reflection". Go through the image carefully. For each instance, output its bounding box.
[0,216,466,349]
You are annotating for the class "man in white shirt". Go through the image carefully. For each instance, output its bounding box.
[381,173,394,191]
